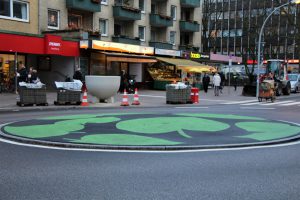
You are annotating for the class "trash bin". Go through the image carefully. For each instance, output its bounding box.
[166,84,192,104]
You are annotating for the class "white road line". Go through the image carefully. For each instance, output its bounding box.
[136,95,165,98]
[279,102,300,106]
[240,107,275,110]
[175,107,209,109]
[241,102,262,106]
[222,99,258,104]
[261,101,294,106]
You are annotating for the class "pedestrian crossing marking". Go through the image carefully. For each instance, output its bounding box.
[279,102,300,106]
[261,101,294,106]
[241,102,262,106]
[222,99,258,105]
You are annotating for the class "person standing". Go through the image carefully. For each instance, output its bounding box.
[233,75,238,91]
[219,72,225,94]
[213,73,221,96]
[17,62,28,83]
[202,73,210,93]
[73,67,83,82]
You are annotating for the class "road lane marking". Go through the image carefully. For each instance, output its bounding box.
[261,101,294,106]
[222,99,258,104]
[241,102,262,106]
[240,107,275,110]
[175,107,209,109]
[279,102,300,106]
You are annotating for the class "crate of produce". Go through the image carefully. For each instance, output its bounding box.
[166,85,192,104]
[55,89,81,105]
[17,86,48,106]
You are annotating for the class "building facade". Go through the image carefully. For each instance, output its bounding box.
[202,0,300,63]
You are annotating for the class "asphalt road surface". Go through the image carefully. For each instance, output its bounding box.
[1,103,300,200]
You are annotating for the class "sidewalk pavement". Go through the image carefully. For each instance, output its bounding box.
[0,86,256,112]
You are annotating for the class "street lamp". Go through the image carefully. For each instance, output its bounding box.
[256,0,300,97]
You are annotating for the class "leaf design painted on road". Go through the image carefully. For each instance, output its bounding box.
[4,117,121,138]
[236,122,300,141]
[176,113,265,120]
[116,117,230,138]
[70,134,182,145]
[42,113,144,120]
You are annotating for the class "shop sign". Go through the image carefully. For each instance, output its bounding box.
[210,53,242,63]
[80,40,89,49]
[190,52,210,60]
[45,34,62,54]
[155,48,181,57]
[92,40,154,55]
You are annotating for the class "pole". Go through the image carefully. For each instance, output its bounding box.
[14,52,18,94]
[256,1,291,97]
[228,57,232,95]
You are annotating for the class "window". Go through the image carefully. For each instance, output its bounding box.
[99,19,108,36]
[171,5,176,20]
[68,14,82,29]
[138,26,145,41]
[0,0,28,21]
[101,0,108,5]
[48,9,59,29]
[139,0,145,13]
[170,31,176,45]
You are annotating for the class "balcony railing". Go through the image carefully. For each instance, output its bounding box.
[113,5,141,21]
[180,0,201,8]
[150,13,173,27]
[149,41,173,49]
[112,35,141,45]
[180,20,200,32]
[66,0,101,12]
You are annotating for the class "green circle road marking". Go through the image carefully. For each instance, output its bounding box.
[116,117,230,138]
[70,134,182,145]
[176,113,265,120]
[236,122,300,141]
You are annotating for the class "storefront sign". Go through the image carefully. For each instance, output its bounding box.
[45,34,62,54]
[92,40,154,55]
[0,33,79,56]
[155,48,181,57]
[80,40,89,49]
[210,53,242,63]
[190,52,210,60]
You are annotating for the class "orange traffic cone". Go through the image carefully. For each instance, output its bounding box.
[121,89,130,106]
[81,89,89,106]
[132,88,140,105]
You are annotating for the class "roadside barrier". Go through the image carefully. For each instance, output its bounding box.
[81,89,89,106]
[121,89,130,106]
[132,88,140,105]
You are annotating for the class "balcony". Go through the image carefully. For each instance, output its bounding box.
[150,13,173,27]
[113,5,141,21]
[112,35,141,45]
[180,21,200,32]
[66,0,101,12]
[179,45,199,52]
[180,0,200,8]
[149,41,173,49]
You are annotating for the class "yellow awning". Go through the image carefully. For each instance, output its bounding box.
[156,57,216,73]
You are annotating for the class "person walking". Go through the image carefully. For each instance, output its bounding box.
[202,73,210,93]
[219,72,225,94]
[213,73,221,96]
[233,75,238,91]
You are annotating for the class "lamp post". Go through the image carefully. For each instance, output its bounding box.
[256,0,300,97]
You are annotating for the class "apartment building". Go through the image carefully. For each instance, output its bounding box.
[202,0,300,64]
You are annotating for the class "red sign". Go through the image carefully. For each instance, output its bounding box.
[45,34,62,54]
[0,33,79,57]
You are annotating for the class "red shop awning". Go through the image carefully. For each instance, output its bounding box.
[0,33,79,57]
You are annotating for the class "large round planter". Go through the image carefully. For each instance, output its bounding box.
[85,75,120,101]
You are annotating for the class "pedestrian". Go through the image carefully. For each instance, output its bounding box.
[73,67,83,82]
[219,72,225,94]
[213,73,221,96]
[119,70,128,93]
[17,62,28,83]
[202,73,210,93]
[30,69,39,83]
[233,75,238,91]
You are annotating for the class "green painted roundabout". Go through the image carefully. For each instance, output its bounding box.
[1,113,300,147]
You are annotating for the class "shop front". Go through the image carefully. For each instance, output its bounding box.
[80,40,157,88]
[150,49,215,90]
[0,32,79,92]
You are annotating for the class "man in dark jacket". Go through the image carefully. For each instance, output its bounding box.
[17,62,28,83]
[202,73,210,93]
[73,68,83,82]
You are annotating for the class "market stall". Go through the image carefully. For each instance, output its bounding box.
[150,57,216,90]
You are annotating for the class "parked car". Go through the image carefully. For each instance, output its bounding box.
[288,73,300,93]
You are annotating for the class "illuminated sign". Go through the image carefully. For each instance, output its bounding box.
[190,52,210,59]
[45,34,62,54]
[92,40,154,55]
